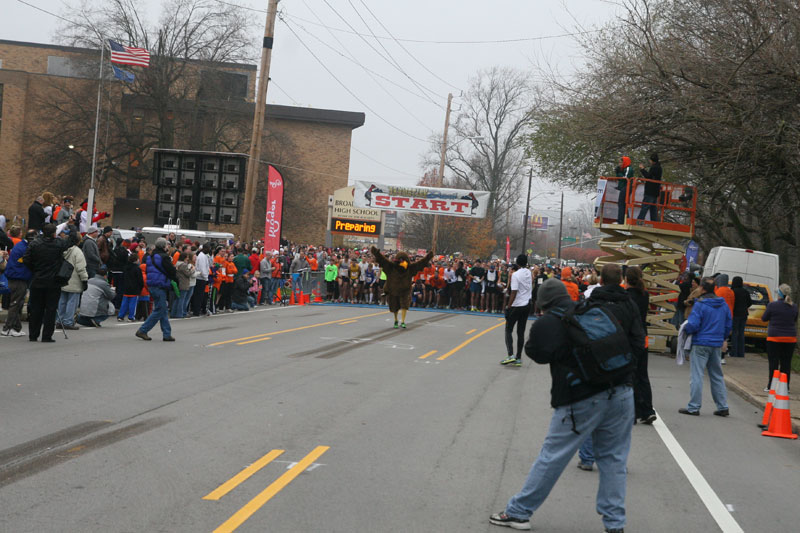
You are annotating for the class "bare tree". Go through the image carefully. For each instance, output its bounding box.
[425,67,536,235]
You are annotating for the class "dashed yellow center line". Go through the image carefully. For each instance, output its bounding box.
[437,322,506,361]
[418,350,437,359]
[338,320,357,325]
[208,311,388,346]
[212,446,330,533]
[465,329,477,335]
[203,449,284,501]
[236,337,271,346]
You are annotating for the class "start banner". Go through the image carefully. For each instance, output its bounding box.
[353,180,490,218]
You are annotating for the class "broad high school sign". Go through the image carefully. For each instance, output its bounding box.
[353,181,490,218]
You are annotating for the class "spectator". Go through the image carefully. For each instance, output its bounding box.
[615,156,634,224]
[469,259,485,311]
[260,251,274,304]
[58,230,89,330]
[171,252,193,318]
[118,254,144,322]
[490,273,638,533]
[56,196,74,224]
[1,229,36,337]
[77,266,116,327]
[625,266,657,424]
[27,196,46,231]
[193,244,211,317]
[560,266,580,301]
[231,269,253,311]
[679,277,732,416]
[82,227,102,279]
[760,283,797,391]
[730,276,752,358]
[97,226,113,265]
[637,153,663,221]
[23,223,71,342]
[135,237,177,341]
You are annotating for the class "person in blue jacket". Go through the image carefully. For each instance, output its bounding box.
[1,230,36,337]
[679,277,732,416]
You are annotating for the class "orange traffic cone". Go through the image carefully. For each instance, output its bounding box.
[762,373,798,439]
[290,291,295,305]
[759,370,781,429]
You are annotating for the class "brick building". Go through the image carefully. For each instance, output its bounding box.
[0,39,364,244]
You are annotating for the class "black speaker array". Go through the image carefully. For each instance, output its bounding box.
[152,150,246,228]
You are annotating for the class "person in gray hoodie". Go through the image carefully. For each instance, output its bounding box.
[77,266,116,327]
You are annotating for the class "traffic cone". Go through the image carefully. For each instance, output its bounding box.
[762,373,798,439]
[290,291,295,305]
[759,370,781,429]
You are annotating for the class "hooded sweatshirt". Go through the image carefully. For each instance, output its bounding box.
[713,274,735,315]
[684,294,732,347]
[560,267,580,301]
[615,156,634,190]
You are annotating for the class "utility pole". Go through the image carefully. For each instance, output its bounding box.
[556,191,564,264]
[431,93,453,253]
[521,167,532,259]
[241,0,280,242]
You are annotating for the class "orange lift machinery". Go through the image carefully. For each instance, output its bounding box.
[593,176,697,349]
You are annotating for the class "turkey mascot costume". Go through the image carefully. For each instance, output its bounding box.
[371,246,434,329]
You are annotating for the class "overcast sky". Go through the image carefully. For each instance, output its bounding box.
[3,0,622,215]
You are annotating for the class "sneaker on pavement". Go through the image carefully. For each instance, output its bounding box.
[500,356,517,365]
[489,511,530,530]
[8,330,25,337]
[511,359,522,367]
[713,409,729,417]
[393,321,399,329]
[720,359,726,365]
[135,330,152,341]
[641,413,657,425]
[400,322,406,329]
[63,324,80,330]
[163,336,176,342]
[577,461,594,471]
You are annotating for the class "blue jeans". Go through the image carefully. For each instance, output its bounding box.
[505,385,634,530]
[185,286,195,314]
[731,316,747,357]
[171,289,190,318]
[58,291,81,327]
[637,194,659,220]
[578,437,594,466]
[687,345,728,412]
[118,296,138,320]
[231,301,250,311]
[140,286,171,338]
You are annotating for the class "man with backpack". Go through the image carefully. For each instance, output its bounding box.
[490,263,644,533]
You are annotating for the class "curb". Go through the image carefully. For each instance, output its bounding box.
[724,373,800,436]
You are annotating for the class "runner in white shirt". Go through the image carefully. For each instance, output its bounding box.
[501,254,533,366]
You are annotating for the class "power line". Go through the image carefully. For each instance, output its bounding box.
[300,0,432,129]
[281,17,431,143]
[320,0,441,105]
[290,17,443,109]
[268,79,300,105]
[15,0,80,25]
[350,146,420,178]
[355,0,460,91]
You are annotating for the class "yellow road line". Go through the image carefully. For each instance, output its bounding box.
[236,337,271,346]
[465,329,476,334]
[208,311,388,346]
[213,446,330,533]
[203,449,284,501]
[338,320,357,325]
[437,322,505,361]
[418,350,437,359]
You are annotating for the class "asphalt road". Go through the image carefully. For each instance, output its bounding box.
[1,304,799,532]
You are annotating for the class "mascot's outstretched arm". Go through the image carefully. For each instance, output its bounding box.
[408,251,434,276]
[370,246,393,272]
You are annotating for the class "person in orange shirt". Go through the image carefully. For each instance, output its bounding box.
[136,261,151,320]
[307,254,318,272]
[713,273,735,360]
[8,226,22,246]
[561,267,581,302]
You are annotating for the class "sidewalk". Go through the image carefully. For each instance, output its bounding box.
[658,351,800,434]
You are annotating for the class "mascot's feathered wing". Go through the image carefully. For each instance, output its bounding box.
[371,247,434,328]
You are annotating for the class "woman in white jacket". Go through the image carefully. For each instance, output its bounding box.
[57,231,89,330]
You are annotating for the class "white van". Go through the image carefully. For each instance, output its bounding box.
[703,247,780,298]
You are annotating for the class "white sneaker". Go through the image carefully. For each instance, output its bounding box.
[8,330,25,337]
[720,359,726,365]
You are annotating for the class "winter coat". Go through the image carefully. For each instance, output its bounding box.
[4,239,32,281]
[371,248,433,297]
[56,206,73,224]
[81,237,102,276]
[97,235,111,264]
[145,250,177,289]
[107,243,129,272]
[260,257,274,278]
[760,300,799,341]
[79,275,116,317]
[121,261,144,296]
[27,201,46,231]
[62,245,89,293]
[640,161,663,196]
[683,294,732,347]
[232,276,250,305]
[175,260,193,291]
[732,287,752,319]
[22,235,71,289]
[626,287,650,330]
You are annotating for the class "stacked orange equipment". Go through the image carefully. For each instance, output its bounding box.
[761,372,798,439]
[758,370,781,429]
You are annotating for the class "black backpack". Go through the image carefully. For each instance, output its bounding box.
[553,300,634,386]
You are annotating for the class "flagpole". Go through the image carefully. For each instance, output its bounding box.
[86,40,106,233]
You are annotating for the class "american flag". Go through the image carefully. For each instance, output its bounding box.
[108,40,150,67]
